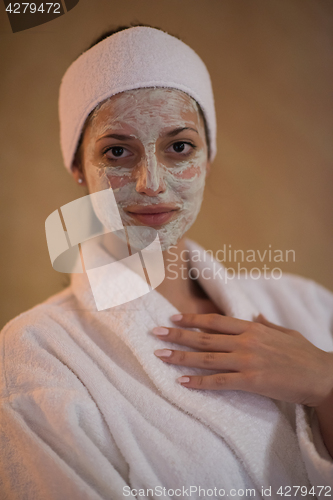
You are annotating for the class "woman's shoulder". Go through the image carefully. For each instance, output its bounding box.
[237,271,333,310]
[0,286,84,400]
[187,238,333,324]
[1,286,75,335]
[237,271,333,349]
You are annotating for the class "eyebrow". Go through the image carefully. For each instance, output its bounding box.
[97,133,136,142]
[165,127,199,137]
[96,127,198,142]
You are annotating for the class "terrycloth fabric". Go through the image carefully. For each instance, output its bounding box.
[0,238,332,500]
[59,26,217,171]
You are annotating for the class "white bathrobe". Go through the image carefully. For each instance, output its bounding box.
[0,238,332,500]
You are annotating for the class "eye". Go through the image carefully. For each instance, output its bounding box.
[103,146,133,160]
[166,141,196,155]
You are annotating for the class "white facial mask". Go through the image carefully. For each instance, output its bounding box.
[82,88,208,252]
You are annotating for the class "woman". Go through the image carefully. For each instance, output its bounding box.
[0,25,332,500]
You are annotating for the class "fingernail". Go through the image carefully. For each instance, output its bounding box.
[177,376,190,384]
[170,314,183,322]
[154,349,173,357]
[152,327,169,336]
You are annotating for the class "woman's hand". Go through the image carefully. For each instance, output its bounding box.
[152,313,333,408]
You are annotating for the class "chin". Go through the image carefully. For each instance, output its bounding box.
[153,212,198,251]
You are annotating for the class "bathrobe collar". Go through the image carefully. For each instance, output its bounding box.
[72,237,260,320]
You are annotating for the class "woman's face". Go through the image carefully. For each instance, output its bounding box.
[74,88,210,250]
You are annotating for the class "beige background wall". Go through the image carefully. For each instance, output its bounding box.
[0,0,332,328]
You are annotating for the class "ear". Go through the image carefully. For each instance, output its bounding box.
[71,157,87,187]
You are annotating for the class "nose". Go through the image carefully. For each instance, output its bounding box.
[135,146,166,196]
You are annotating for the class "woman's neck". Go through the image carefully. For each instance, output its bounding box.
[155,238,222,315]
[156,237,192,302]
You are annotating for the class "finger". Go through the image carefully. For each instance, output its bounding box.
[152,327,237,352]
[154,349,239,371]
[255,313,292,334]
[170,313,251,335]
[177,372,245,391]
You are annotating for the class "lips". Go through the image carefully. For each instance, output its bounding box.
[125,204,180,226]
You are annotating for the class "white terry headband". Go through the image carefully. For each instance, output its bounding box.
[59,26,217,171]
